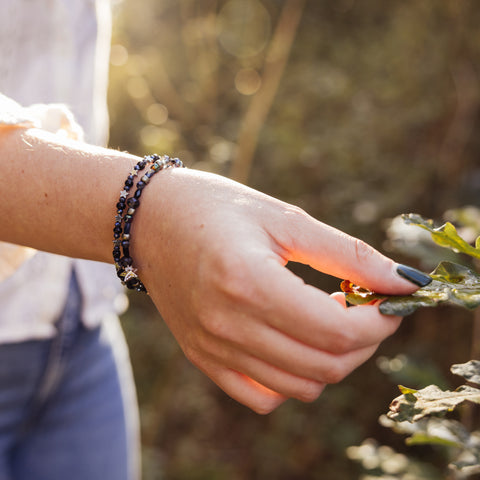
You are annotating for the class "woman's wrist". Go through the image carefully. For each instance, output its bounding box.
[112,154,185,292]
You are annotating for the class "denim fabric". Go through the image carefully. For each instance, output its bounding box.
[0,273,140,480]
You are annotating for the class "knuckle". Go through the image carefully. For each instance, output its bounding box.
[182,343,202,368]
[353,238,376,265]
[330,330,355,354]
[198,312,233,343]
[323,363,348,384]
[276,205,312,258]
[252,404,275,415]
[182,330,220,369]
[283,205,309,233]
[211,254,252,304]
[194,248,252,309]
[296,380,324,403]
[285,204,309,220]
[251,397,284,415]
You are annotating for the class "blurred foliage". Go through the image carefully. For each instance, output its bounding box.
[346,438,442,479]
[349,361,480,479]
[109,0,480,478]
[349,210,480,480]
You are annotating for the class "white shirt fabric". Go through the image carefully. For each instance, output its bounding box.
[0,0,127,342]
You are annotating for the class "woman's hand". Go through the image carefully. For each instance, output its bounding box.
[0,127,429,414]
[134,168,421,414]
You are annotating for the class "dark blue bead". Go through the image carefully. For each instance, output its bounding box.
[113,225,122,234]
[125,177,134,187]
[123,223,131,234]
[119,256,133,267]
[136,181,145,190]
[127,197,140,208]
[134,189,142,199]
[114,232,120,239]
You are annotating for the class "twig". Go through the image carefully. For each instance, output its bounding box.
[230,0,306,184]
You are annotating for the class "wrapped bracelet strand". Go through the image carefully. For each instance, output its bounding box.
[113,154,185,293]
[113,155,151,274]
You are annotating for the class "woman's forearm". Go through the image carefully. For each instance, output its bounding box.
[1,127,139,263]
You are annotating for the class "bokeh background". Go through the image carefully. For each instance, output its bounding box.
[108,1,480,478]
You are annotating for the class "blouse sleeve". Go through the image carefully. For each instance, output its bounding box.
[0,93,40,128]
[0,93,84,140]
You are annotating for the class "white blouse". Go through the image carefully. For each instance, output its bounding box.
[0,0,127,342]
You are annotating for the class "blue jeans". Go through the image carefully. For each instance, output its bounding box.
[0,273,140,480]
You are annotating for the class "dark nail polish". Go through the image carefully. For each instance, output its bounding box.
[396,264,432,287]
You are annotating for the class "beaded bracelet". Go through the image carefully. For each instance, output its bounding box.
[113,154,185,293]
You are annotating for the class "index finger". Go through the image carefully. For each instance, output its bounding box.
[268,206,427,295]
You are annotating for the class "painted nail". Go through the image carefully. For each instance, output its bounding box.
[396,264,432,287]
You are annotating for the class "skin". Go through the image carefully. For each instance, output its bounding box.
[1,126,419,414]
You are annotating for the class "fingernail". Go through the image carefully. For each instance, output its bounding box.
[396,264,432,287]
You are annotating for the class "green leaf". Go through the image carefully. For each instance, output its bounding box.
[381,415,469,447]
[379,413,480,473]
[382,359,480,474]
[451,360,480,386]
[398,385,418,395]
[342,261,480,316]
[379,293,440,316]
[476,235,480,250]
[406,432,462,448]
[388,384,480,423]
[341,213,480,316]
[402,213,480,259]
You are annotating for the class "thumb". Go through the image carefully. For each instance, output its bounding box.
[275,209,431,295]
